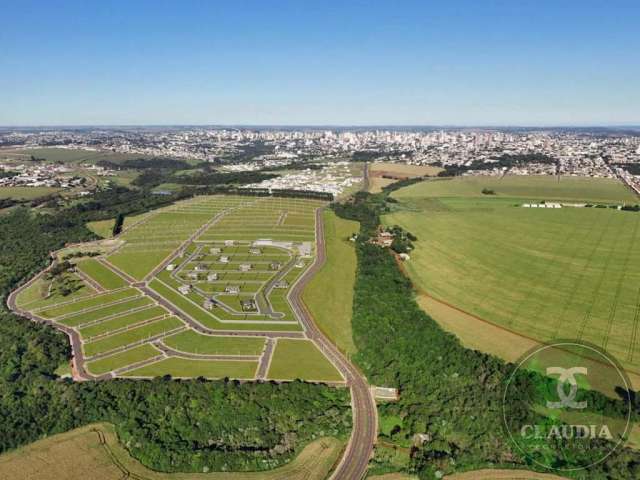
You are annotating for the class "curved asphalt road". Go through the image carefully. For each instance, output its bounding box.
[289,208,377,480]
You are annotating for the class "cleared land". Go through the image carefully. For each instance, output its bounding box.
[267,339,344,382]
[385,175,640,374]
[0,423,343,480]
[368,162,442,193]
[18,194,341,381]
[303,210,358,355]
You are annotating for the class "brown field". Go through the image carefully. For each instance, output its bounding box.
[368,162,442,192]
[0,423,344,480]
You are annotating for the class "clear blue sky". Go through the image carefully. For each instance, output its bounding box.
[2,0,639,126]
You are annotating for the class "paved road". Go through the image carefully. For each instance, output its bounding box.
[256,338,276,379]
[289,208,377,480]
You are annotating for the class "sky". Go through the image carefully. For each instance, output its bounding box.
[1,0,639,126]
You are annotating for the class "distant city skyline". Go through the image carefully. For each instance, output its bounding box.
[2,0,639,126]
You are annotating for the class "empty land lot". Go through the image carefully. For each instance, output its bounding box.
[384,175,640,373]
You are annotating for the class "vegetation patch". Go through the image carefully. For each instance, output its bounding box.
[267,339,344,382]
[303,210,358,356]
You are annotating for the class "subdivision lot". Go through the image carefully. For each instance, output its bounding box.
[76,259,128,290]
[37,287,139,318]
[0,423,344,480]
[267,339,344,382]
[83,316,184,357]
[15,273,95,309]
[78,305,167,339]
[122,357,258,379]
[86,344,162,375]
[385,175,640,372]
[59,297,153,327]
[163,330,265,355]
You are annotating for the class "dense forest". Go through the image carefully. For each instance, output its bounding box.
[333,183,640,479]
[0,196,351,472]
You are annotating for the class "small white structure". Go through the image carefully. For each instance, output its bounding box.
[195,264,206,271]
[225,285,240,294]
[295,260,306,268]
[269,261,282,271]
[178,284,191,295]
[207,273,218,282]
[224,240,235,246]
[187,271,199,280]
[249,248,262,255]
[165,264,175,271]
[219,255,229,264]
[239,263,252,272]
[203,298,215,310]
[210,247,222,254]
[399,253,410,261]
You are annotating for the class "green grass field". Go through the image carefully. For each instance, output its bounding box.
[385,175,640,372]
[78,306,167,339]
[267,339,344,382]
[83,316,184,357]
[163,330,265,355]
[86,344,161,375]
[15,274,94,309]
[76,259,128,290]
[37,288,138,318]
[121,357,258,379]
[393,175,638,203]
[0,186,61,199]
[86,218,115,238]
[303,210,358,356]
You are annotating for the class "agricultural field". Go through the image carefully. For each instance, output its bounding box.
[384,175,640,374]
[368,161,442,193]
[0,423,344,480]
[0,147,150,165]
[15,194,344,382]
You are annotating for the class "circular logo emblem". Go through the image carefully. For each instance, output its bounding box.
[502,340,632,471]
